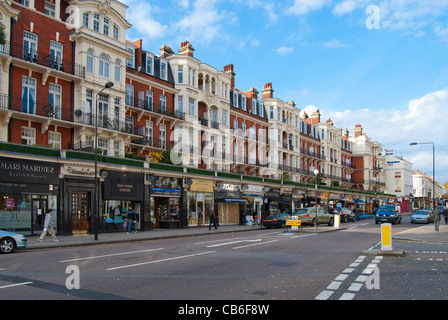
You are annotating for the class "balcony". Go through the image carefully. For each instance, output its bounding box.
[75,112,143,136]
[4,41,86,79]
[1,93,67,121]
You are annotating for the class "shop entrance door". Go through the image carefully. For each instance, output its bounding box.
[32,197,47,235]
[71,192,91,234]
[197,201,204,226]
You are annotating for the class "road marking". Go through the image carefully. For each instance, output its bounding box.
[335,274,348,281]
[343,268,354,273]
[233,240,279,250]
[348,283,363,292]
[315,290,334,300]
[60,248,165,262]
[339,293,356,300]
[0,282,33,289]
[0,268,5,271]
[206,239,261,248]
[107,251,216,271]
[290,234,318,239]
[327,281,343,290]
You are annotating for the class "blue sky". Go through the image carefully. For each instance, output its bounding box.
[122,0,448,187]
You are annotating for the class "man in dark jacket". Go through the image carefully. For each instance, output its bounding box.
[433,206,441,231]
[209,211,217,230]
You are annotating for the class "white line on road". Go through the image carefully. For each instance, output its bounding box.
[233,239,279,250]
[206,240,261,248]
[107,251,216,271]
[0,282,33,289]
[59,248,165,263]
[315,290,334,300]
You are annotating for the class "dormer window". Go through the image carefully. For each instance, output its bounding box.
[126,45,135,68]
[146,53,154,75]
[160,60,167,80]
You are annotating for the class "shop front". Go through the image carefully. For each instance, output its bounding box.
[265,189,289,215]
[103,170,144,232]
[243,184,264,220]
[0,157,60,235]
[291,188,306,211]
[187,179,214,227]
[217,183,245,225]
[61,163,96,235]
[148,176,182,229]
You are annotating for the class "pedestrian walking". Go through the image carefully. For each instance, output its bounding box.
[37,209,59,242]
[433,205,441,231]
[443,208,448,225]
[209,211,217,230]
[126,206,137,234]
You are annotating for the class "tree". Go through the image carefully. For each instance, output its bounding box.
[0,26,6,45]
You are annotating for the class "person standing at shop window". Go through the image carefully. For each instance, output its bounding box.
[37,209,59,242]
[209,211,218,230]
[126,206,137,234]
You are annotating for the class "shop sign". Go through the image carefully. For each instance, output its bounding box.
[0,157,60,184]
[104,171,144,201]
[189,179,214,192]
[62,164,95,176]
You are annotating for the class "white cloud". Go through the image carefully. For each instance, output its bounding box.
[322,39,347,48]
[288,0,330,15]
[326,88,448,183]
[124,2,168,40]
[333,0,359,16]
[276,46,294,55]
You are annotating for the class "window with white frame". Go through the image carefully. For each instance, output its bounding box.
[48,131,61,149]
[98,138,109,155]
[99,54,110,78]
[126,45,135,68]
[48,83,62,119]
[103,17,109,36]
[159,124,166,149]
[44,1,55,17]
[160,94,166,113]
[160,60,168,80]
[50,40,63,69]
[93,13,100,32]
[258,102,264,118]
[145,120,153,147]
[178,66,184,83]
[83,12,89,28]
[21,75,36,114]
[113,25,119,40]
[188,98,195,116]
[23,31,38,61]
[222,110,227,127]
[177,96,183,117]
[146,90,153,111]
[21,127,36,145]
[113,140,121,157]
[126,83,134,106]
[114,59,121,82]
[146,53,154,74]
[86,49,94,74]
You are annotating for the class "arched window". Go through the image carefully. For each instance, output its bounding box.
[99,54,110,78]
[87,49,94,74]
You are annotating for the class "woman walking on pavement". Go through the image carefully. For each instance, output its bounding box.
[37,209,59,242]
[433,205,441,231]
[209,211,217,230]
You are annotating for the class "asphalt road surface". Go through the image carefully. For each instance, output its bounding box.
[1,217,446,308]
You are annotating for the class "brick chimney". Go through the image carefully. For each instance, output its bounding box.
[179,40,194,57]
[224,64,236,89]
[262,82,274,99]
[311,109,321,124]
[160,44,174,58]
[326,118,333,126]
[246,87,258,99]
[355,124,363,138]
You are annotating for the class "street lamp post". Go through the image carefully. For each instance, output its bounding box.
[94,81,114,241]
[314,169,319,229]
[410,142,435,210]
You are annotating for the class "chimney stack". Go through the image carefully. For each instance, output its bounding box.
[311,109,321,124]
[224,63,236,89]
[355,124,363,138]
[160,44,174,58]
[262,82,274,99]
[179,40,195,57]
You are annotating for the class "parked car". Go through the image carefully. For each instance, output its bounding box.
[0,230,27,254]
[375,205,402,224]
[411,210,433,224]
[333,208,356,222]
[262,213,291,229]
[292,207,334,226]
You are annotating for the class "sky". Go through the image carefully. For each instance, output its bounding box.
[121,0,448,187]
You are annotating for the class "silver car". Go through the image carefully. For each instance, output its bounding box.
[292,207,334,226]
[0,230,27,254]
[411,210,433,224]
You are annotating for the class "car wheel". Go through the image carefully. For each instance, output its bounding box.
[0,237,16,254]
[328,217,334,226]
[311,219,316,227]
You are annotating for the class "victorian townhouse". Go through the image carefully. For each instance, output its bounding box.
[227,65,269,177]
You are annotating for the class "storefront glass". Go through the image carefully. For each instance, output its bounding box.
[187,191,213,226]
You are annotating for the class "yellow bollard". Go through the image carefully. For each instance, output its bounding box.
[381,223,393,251]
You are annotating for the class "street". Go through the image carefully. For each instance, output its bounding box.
[1,216,447,306]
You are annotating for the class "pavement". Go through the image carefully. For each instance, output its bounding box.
[22,217,448,251]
